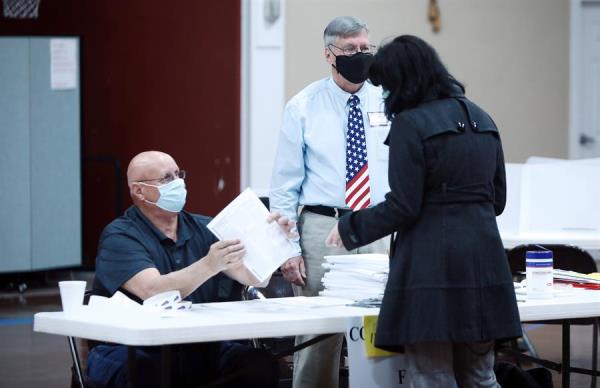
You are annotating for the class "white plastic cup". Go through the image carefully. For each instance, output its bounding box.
[58,280,86,314]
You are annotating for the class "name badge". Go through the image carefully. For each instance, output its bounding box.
[367,112,389,127]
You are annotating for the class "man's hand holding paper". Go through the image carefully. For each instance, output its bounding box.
[205,239,246,273]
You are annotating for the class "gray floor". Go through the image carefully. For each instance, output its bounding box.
[0,272,598,388]
[0,295,71,387]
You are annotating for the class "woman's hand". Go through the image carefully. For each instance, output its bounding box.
[325,222,343,248]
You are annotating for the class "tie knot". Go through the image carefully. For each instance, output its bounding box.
[348,95,360,108]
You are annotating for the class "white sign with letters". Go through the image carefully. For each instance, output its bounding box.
[345,316,412,387]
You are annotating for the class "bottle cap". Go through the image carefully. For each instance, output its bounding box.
[526,250,553,259]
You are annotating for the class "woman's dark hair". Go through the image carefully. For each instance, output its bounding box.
[369,35,465,118]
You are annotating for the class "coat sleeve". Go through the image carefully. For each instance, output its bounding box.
[493,140,507,216]
[338,115,426,250]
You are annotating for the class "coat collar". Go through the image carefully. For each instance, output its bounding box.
[421,83,465,104]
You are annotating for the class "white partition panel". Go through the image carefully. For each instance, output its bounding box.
[521,162,600,234]
[499,158,600,249]
[496,163,522,235]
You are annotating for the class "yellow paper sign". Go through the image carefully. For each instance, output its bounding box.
[363,315,400,358]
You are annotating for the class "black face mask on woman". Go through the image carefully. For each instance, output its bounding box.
[332,52,374,84]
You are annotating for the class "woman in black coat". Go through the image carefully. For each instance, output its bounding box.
[326,35,522,387]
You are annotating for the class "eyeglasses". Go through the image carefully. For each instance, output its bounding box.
[328,43,376,56]
[136,170,186,185]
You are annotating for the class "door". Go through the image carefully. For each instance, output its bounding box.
[575,2,600,158]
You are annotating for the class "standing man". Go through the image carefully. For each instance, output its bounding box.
[270,16,391,388]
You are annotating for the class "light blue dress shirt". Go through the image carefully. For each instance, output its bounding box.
[270,77,391,252]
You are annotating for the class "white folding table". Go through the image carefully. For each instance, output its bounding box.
[35,293,600,388]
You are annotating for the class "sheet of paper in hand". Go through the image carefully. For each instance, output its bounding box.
[207,188,297,283]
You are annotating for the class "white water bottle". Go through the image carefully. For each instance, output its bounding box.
[526,248,553,299]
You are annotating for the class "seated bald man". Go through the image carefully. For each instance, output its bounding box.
[86,151,285,388]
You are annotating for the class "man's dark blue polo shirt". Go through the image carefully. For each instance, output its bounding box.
[93,205,234,304]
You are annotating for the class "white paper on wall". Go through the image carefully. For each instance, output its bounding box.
[50,38,77,90]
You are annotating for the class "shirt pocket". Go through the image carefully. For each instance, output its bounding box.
[372,125,391,162]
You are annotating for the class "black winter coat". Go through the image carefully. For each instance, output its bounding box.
[338,92,522,350]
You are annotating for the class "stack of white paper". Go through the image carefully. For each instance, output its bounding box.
[553,269,600,285]
[207,188,298,283]
[319,254,388,302]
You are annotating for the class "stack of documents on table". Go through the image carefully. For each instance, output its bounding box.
[553,269,600,285]
[320,254,388,304]
[88,291,141,313]
[88,290,192,317]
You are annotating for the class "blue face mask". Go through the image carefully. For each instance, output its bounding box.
[382,89,391,99]
[142,178,187,213]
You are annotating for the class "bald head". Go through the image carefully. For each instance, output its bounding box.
[127,151,177,185]
[127,151,186,213]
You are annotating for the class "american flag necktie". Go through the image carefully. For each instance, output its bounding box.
[345,95,371,210]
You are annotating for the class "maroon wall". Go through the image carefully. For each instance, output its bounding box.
[0,1,241,267]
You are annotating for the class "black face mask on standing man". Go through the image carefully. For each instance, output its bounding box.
[331,51,374,84]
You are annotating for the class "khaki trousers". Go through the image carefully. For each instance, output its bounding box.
[292,210,388,388]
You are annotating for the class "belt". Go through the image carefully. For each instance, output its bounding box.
[303,205,353,218]
[424,182,494,204]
